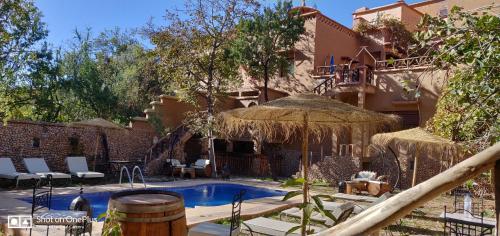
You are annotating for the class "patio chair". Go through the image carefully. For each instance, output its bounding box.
[453,188,484,216]
[66,156,105,179]
[193,159,212,177]
[0,157,40,188]
[30,176,88,236]
[243,217,324,236]
[280,202,354,226]
[166,159,186,176]
[188,190,245,236]
[23,158,71,180]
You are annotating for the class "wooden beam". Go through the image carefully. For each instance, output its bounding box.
[495,159,500,236]
[301,113,309,236]
[412,155,418,187]
[316,142,500,236]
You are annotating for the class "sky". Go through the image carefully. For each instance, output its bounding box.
[34,0,422,48]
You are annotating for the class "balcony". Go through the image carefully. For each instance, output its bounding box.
[375,56,432,71]
[313,66,376,95]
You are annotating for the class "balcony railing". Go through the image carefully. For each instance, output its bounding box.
[375,56,432,70]
[313,67,375,95]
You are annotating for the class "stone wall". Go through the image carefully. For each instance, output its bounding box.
[0,120,155,173]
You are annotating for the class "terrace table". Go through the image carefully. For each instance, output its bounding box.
[439,211,496,234]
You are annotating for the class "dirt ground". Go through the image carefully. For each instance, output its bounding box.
[241,184,496,236]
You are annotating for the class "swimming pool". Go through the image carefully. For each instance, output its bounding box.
[20,183,287,219]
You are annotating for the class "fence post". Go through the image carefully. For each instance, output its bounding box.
[495,160,500,236]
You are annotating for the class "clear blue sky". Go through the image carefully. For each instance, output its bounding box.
[35,0,422,47]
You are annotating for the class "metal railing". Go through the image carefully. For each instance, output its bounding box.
[119,165,147,188]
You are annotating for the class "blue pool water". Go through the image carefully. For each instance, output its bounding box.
[20,183,286,219]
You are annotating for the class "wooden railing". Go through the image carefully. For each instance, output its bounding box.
[315,65,337,76]
[313,67,375,95]
[317,143,500,235]
[375,56,432,71]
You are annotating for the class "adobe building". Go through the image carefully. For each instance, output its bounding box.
[131,0,498,187]
[1,0,490,188]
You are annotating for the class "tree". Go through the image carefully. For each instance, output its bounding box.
[416,7,499,151]
[231,0,304,101]
[58,28,165,124]
[0,0,47,121]
[150,0,258,176]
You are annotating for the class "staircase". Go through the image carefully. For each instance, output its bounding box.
[144,125,192,169]
[133,95,195,172]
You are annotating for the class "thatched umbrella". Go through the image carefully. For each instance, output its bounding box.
[218,94,399,235]
[371,127,460,187]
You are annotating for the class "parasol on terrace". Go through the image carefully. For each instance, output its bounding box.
[217,93,399,235]
[371,127,461,187]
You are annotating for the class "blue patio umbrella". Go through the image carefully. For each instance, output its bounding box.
[329,55,335,74]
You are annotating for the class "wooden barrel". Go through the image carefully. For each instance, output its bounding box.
[108,189,187,236]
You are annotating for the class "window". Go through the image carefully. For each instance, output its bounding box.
[69,136,83,155]
[279,59,295,78]
[32,137,40,148]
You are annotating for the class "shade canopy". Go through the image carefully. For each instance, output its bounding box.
[218,94,400,142]
[371,127,458,155]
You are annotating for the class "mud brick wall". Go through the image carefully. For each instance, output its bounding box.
[0,120,155,173]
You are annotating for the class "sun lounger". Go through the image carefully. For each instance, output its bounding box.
[243,217,324,236]
[323,192,392,214]
[23,158,71,179]
[332,193,378,203]
[281,202,354,226]
[0,158,40,187]
[66,156,105,178]
[193,159,212,177]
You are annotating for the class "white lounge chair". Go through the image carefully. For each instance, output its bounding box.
[281,202,354,226]
[23,158,71,180]
[243,217,324,236]
[166,159,186,168]
[66,156,105,178]
[0,158,40,187]
[193,159,211,177]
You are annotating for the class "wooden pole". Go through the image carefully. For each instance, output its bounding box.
[301,113,309,236]
[316,143,500,236]
[495,159,500,236]
[412,148,420,187]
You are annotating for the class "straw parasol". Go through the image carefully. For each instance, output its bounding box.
[371,127,460,187]
[218,94,399,235]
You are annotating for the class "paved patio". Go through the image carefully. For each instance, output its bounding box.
[0,179,301,236]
